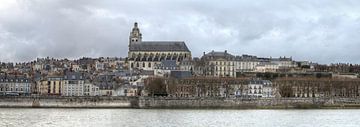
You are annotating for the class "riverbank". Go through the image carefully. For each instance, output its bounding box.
[1,96,360,109]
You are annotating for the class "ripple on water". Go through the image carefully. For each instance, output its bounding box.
[0,109,359,127]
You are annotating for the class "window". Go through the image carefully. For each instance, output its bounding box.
[148,63,151,68]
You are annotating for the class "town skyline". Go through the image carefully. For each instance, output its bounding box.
[1,0,360,64]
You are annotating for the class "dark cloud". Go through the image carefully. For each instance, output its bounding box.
[0,0,360,64]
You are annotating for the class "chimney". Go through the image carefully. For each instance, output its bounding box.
[203,52,205,56]
[225,50,227,53]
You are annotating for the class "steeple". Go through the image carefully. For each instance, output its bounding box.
[129,22,142,44]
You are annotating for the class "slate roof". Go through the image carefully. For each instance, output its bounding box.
[156,60,177,68]
[0,76,30,83]
[170,71,192,79]
[129,41,190,52]
[64,72,84,80]
[202,51,235,60]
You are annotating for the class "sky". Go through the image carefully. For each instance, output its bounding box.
[0,0,360,64]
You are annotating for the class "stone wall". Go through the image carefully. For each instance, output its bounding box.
[0,96,138,108]
[138,97,360,109]
[1,96,360,109]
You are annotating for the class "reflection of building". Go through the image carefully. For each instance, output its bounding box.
[127,22,191,70]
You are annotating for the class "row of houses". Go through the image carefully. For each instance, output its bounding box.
[178,51,315,78]
[0,72,141,97]
[145,77,277,98]
[0,75,31,95]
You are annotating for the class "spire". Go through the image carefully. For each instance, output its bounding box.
[129,22,142,44]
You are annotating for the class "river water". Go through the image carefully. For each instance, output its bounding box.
[0,108,358,127]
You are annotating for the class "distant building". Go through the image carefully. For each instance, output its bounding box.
[0,76,31,95]
[154,60,178,77]
[39,76,62,96]
[62,72,84,96]
[247,79,274,98]
[84,81,100,96]
[201,50,237,77]
[127,22,192,71]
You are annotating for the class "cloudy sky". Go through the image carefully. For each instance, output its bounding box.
[0,0,360,64]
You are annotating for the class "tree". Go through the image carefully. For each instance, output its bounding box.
[145,78,168,96]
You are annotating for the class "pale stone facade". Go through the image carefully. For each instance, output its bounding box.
[62,72,84,96]
[84,82,100,96]
[0,76,31,95]
[39,76,62,96]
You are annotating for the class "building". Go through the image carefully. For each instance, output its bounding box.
[0,75,31,96]
[154,60,179,77]
[39,76,63,96]
[254,63,279,72]
[261,80,274,98]
[62,72,85,96]
[201,50,236,77]
[243,79,275,98]
[247,79,264,97]
[127,22,192,71]
[84,81,100,96]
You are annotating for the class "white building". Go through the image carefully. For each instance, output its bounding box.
[84,82,100,96]
[95,61,105,71]
[254,63,279,72]
[62,72,84,96]
[262,80,274,98]
[0,76,31,95]
[247,79,274,98]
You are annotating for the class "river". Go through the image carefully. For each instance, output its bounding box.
[0,108,358,127]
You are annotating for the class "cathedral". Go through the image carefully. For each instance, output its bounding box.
[127,22,192,70]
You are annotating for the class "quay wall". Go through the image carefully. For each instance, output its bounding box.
[0,96,138,108]
[1,96,360,109]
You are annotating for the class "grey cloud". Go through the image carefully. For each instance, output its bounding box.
[0,0,360,64]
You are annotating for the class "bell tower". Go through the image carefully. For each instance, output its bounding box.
[129,22,142,45]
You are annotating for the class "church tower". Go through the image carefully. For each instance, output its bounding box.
[129,22,142,45]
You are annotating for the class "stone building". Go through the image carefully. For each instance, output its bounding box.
[127,22,192,71]
[247,79,274,98]
[201,50,237,77]
[0,75,31,95]
[84,80,100,96]
[39,76,62,96]
[62,72,85,96]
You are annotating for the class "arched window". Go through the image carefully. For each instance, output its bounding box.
[148,63,151,68]
[143,62,145,68]
[136,62,139,67]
